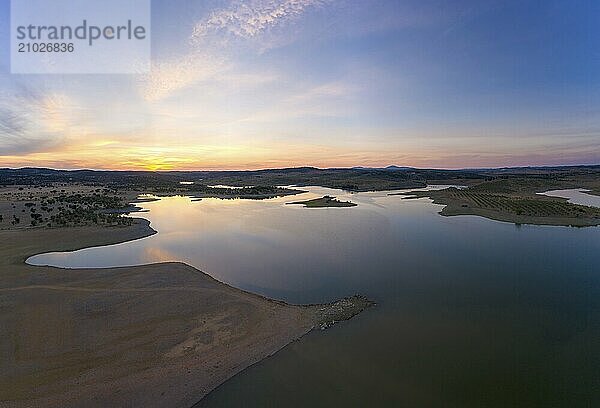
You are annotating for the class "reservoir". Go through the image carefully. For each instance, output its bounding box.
[28,186,600,407]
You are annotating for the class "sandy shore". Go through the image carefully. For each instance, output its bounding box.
[0,220,372,407]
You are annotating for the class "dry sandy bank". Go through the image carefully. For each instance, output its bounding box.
[0,220,371,407]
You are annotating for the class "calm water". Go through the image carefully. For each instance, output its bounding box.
[540,188,600,207]
[29,187,600,407]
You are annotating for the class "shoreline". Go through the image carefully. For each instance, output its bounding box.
[0,219,373,407]
[393,188,600,227]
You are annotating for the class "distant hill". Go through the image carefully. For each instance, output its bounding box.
[1,164,598,192]
[350,165,415,171]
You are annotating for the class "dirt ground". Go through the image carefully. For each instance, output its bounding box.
[0,220,370,407]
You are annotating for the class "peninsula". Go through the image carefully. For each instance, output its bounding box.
[0,219,373,407]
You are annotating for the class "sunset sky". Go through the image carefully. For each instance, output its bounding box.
[1,0,599,170]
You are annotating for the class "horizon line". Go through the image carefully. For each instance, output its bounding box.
[2,163,600,173]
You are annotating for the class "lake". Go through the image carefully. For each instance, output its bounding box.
[28,187,600,407]
[540,188,600,207]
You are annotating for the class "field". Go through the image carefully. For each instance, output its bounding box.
[398,176,600,226]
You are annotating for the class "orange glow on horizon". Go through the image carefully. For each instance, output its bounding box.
[1,151,597,171]
[1,131,598,172]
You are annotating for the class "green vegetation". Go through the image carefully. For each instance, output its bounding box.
[288,195,357,208]
[0,191,133,229]
[397,179,600,226]
[188,184,298,198]
[2,165,599,228]
[47,193,132,227]
[3,165,599,194]
[0,167,452,193]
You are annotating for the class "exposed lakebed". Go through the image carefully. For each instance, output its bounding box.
[28,186,600,407]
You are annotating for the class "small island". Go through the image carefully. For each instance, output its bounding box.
[288,195,357,208]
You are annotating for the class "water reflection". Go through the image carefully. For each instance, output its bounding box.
[539,188,600,208]
[28,186,455,302]
[27,186,600,406]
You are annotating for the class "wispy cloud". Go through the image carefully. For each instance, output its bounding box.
[140,52,227,102]
[191,0,327,41]
[141,0,327,101]
[0,85,80,156]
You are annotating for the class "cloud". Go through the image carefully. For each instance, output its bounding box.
[141,0,327,101]
[0,85,83,156]
[191,0,327,41]
[140,52,227,102]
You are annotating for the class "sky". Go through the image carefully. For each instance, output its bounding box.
[0,0,599,170]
